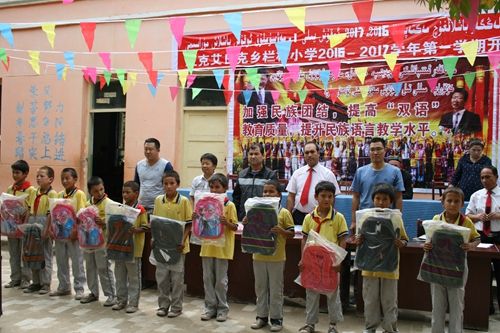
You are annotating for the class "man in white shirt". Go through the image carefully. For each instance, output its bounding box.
[286,141,340,225]
[466,166,500,314]
[438,88,481,135]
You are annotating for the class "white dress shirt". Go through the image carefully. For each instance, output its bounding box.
[466,186,500,232]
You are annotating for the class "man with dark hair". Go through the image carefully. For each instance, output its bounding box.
[233,143,277,221]
[236,69,275,124]
[439,88,482,135]
[388,157,413,200]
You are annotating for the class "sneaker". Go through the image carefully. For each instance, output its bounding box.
[39,285,50,295]
[167,310,182,318]
[112,302,126,311]
[74,290,84,300]
[328,324,339,333]
[49,289,71,297]
[4,280,20,288]
[80,293,98,304]
[126,306,138,313]
[216,312,227,322]
[200,312,216,321]
[19,281,31,289]
[270,319,283,332]
[23,284,42,293]
[157,308,168,317]
[251,318,268,329]
[298,324,315,333]
[103,296,116,307]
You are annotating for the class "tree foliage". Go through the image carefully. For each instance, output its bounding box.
[416,0,500,19]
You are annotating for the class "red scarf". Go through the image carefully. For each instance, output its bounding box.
[311,208,336,233]
[63,187,78,199]
[33,187,52,215]
[12,181,31,195]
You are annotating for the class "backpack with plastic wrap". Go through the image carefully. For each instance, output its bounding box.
[105,202,140,261]
[49,199,77,241]
[0,193,28,238]
[150,215,184,265]
[191,192,225,247]
[76,206,104,250]
[21,218,46,269]
[241,197,280,255]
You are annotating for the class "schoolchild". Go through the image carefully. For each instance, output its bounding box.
[190,153,218,204]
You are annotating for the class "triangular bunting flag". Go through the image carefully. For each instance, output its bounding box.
[242,90,252,105]
[463,72,476,88]
[442,57,458,79]
[383,53,398,70]
[192,88,202,100]
[116,69,126,88]
[138,52,153,72]
[427,78,439,92]
[276,40,292,68]
[98,52,111,71]
[125,19,141,49]
[82,67,97,84]
[392,63,402,82]
[80,22,96,51]
[1,56,9,71]
[41,23,56,48]
[282,72,291,89]
[352,0,374,26]
[99,75,106,90]
[182,49,198,74]
[271,90,281,103]
[147,70,158,87]
[62,0,74,3]
[359,85,369,101]
[178,69,188,87]
[327,61,341,80]
[392,82,403,96]
[122,80,129,95]
[0,24,14,47]
[169,86,179,101]
[169,17,186,45]
[28,50,40,75]
[55,63,66,81]
[0,48,7,65]
[245,68,261,90]
[103,70,112,86]
[223,12,242,42]
[355,66,368,84]
[298,89,308,104]
[329,33,347,48]
[284,7,306,33]
[461,40,478,66]
[147,72,164,97]
[227,46,241,71]
[388,23,405,47]
[287,65,300,82]
[488,51,500,72]
[320,69,330,90]
[213,69,225,88]
[222,73,230,89]
[186,74,196,88]
[64,51,74,69]
[328,88,338,104]
[223,90,233,104]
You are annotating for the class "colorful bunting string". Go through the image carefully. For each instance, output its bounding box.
[41,23,56,48]
[285,7,306,33]
[125,19,141,49]
[80,22,97,51]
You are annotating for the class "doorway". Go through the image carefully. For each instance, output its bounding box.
[89,112,125,202]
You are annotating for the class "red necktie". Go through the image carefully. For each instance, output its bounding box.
[484,190,492,236]
[300,168,313,206]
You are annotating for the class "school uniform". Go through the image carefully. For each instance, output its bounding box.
[83,195,116,299]
[359,212,408,333]
[252,208,294,324]
[114,203,148,308]
[6,183,35,286]
[153,193,192,314]
[53,188,86,294]
[200,200,237,318]
[430,213,480,333]
[301,207,348,327]
[28,187,58,289]
[190,175,211,197]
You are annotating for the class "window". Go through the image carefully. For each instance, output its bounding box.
[184,75,226,107]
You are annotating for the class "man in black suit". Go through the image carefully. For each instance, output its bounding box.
[237,69,275,124]
[439,88,481,135]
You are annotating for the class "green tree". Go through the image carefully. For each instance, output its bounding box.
[417,0,499,19]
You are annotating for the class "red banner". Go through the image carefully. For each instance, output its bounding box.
[179,14,500,69]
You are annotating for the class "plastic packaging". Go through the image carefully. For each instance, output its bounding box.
[76,206,105,250]
[296,229,347,294]
[418,219,470,288]
[20,218,46,269]
[49,198,77,241]
[0,192,29,238]
[241,197,280,255]
[105,202,140,261]
[191,192,226,247]
[150,215,185,269]
[355,208,401,272]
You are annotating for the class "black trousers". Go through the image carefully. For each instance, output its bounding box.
[292,209,308,226]
[480,231,500,308]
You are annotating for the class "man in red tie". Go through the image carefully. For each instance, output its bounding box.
[466,166,500,314]
[286,141,340,225]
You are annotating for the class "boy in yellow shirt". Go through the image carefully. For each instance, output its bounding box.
[299,181,348,333]
[112,181,148,313]
[153,170,192,318]
[24,166,57,294]
[197,173,238,322]
[4,160,35,289]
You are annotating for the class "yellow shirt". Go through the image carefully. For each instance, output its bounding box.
[253,208,294,262]
[7,184,36,207]
[302,207,348,245]
[58,188,87,212]
[200,201,238,260]
[360,212,409,280]
[153,193,193,254]
[29,187,58,216]
[432,212,480,242]
[130,205,148,258]
[86,195,112,237]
